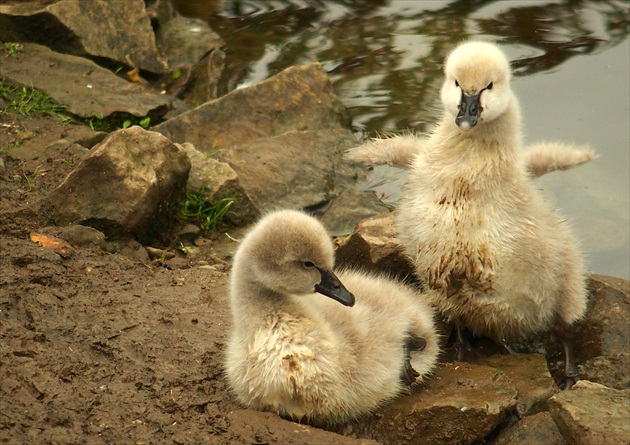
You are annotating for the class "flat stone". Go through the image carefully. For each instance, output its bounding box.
[226,409,381,445]
[355,362,518,445]
[482,354,559,417]
[40,225,106,250]
[154,62,352,151]
[0,0,165,73]
[548,380,630,445]
[0,43,170,119]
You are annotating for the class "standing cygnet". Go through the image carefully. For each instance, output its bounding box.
[225,209,439,425]
[347,41,590,389]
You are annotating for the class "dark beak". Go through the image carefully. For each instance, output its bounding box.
[456,92,482,130]
[314,268,355,307]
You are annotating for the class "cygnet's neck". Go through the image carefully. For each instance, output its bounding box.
[230,259,306,323]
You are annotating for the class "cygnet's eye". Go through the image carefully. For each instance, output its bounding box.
[302,261,315,269]
[455,80,460,88]
[486,82,493,90]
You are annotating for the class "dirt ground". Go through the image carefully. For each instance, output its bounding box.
[0,114,337,444]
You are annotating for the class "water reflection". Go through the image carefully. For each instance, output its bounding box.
[172,0,629,278]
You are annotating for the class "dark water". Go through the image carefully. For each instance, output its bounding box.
[174,0,630,279]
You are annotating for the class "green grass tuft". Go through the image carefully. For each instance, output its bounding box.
[0,81,69,121]
[179,191,235,230]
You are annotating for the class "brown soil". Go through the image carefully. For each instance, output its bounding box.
[0,114,347,444]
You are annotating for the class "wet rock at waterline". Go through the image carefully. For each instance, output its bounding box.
[181,49,226,104]
[44,126,190,239]
[181,142,259,227]
[214,128,386,235]
[0,0,165,74]
[155,15,224,71]
[548,380,630,445]
[155,15,226,103]
[154,62,352,151]
[0,43,170,119]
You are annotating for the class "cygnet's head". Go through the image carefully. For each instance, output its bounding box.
[440,41,512,131]
[236,210,355,306]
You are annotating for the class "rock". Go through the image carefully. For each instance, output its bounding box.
[40,225,106,251]
[226,409,380,445]
[0,43,170,119]
[155,15,224,70]
[44,126,190,240]
[181,142,259,227]
[2,121,104,163]
[492,412,567,445]
[578,352,630,390]
[176,224,202,243]
[7,139,88,163]
[215,129,385,234]
[0,0,165,73]
[181,48,226,104]
[548,380,630,445]
[154,62,352,151]
[482,354,559,417]
[544,274,630,385]
[334,212,414,279]
[116,239,151,263]
[356,362,518,445]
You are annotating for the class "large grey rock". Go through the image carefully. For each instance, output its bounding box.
[356,362,518,445]
[492,412,567,445]
[181,143,259,227]
[154,62,352,151]
[0,0,165,73]
[0,43,170,119]
[214,128,386,235]
[226,410,380,445]
[45,126,190,239]
[548,380,630,445]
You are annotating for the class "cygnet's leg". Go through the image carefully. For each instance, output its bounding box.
[453,326,475,362]
[401,334,425,385]
[554,319,580,390]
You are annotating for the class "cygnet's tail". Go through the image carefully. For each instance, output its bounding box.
[524,141,597,178]
[345,134,428,169]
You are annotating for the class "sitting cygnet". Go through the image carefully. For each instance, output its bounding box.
[225,209,439,425]
[347,40,591,389]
